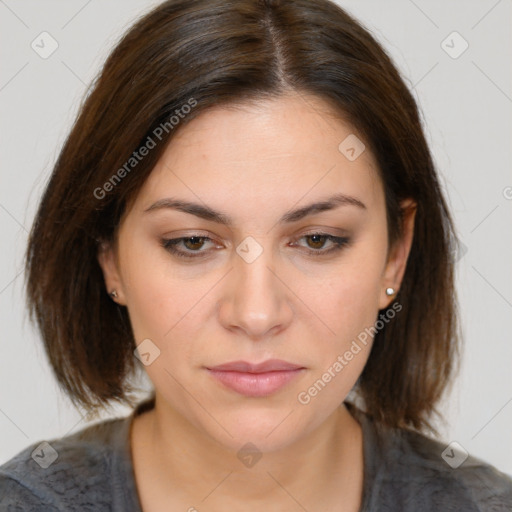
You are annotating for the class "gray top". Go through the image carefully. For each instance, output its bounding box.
[1,396,511,511]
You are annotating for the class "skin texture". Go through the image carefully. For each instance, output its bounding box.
[98,92,416,511]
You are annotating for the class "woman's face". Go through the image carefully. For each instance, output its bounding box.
[99,93,415,452]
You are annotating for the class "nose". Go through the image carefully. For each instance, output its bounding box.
[217,245,294,340]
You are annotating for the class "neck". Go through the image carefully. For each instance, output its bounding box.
[131,393,364,511]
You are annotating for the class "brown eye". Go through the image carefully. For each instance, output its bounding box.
[183,236,207,251]
[292,233,351,257]
[305,234,329,250]
[161,235,218,259]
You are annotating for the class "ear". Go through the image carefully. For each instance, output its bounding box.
[379,198,417,309]
[97,240,126,305]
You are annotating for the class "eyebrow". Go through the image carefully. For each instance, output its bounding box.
[143,193,366,225]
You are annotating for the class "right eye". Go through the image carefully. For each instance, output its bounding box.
[160,235,219,259]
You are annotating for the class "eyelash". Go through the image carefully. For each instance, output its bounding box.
[160,233,351,260]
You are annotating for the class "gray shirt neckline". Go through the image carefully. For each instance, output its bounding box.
[2,395,511,510]
[116,397,389,511]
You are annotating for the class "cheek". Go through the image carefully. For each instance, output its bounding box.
[118,234,192,342]
[300,241,385,386]
[295,281,381,413]
[125,274,205,351]
[120,241,219,381]
[331,272,382,341]
[308,248,384,344]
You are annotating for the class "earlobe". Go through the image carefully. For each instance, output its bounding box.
[379,199,417,309]
[97,241,126,304]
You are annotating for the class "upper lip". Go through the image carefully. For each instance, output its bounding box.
[207,359,304,373]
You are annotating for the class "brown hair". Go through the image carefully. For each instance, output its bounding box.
[25,0,460,431]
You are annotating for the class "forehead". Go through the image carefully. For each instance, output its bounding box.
[131,93,383,218]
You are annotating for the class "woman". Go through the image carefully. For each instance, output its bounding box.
[1,0,511,510]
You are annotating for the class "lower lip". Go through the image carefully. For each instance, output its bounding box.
[207,369,304,397]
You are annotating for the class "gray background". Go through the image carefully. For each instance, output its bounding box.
[1,0,511,475]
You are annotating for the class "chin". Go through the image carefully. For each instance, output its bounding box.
[198,407,316,455]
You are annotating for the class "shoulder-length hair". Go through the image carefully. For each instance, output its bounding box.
[25,0,460,432]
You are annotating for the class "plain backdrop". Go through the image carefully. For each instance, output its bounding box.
[1,0,511,475]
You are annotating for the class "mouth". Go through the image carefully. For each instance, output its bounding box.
[205,359,306,397]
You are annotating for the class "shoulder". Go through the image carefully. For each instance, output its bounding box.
[396,427,512,510]
[0,416,128,511]
[349,405,512,511]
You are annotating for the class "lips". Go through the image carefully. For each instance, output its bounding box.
[208,359,303,373]
[206,359,305,397]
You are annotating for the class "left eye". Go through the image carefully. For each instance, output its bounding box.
[160,233,350,260]
[290,233,351,256]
